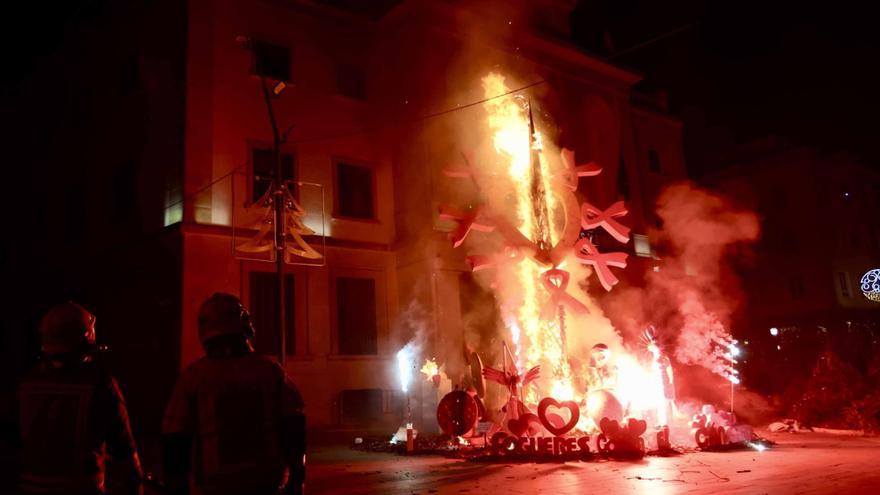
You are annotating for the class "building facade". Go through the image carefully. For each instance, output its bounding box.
[702,137,880,392]
[7,0,687,435]
[177,0,687,429]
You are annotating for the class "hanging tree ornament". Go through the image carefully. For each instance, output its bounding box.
[283,186,322,260]
[234,179,325,263]
[235,187,276,255]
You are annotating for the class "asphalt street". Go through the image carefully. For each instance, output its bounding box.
[307,431,880,495]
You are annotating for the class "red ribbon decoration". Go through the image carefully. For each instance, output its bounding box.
[574,238,628,291]
[556,148,602,191]
[438,205,495,248]
[539,268,589,320]
[581,200,631,244]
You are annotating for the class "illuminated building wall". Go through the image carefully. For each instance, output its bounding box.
[6,0,687,432]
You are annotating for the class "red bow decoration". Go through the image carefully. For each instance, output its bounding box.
[556,148,602,191]
[438,205,495,248]
[539,268,589,320]
[467,246,524,272]
[575,238,628,291]
[581,201,630,244]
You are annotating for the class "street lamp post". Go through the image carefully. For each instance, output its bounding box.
[259,75,288,367]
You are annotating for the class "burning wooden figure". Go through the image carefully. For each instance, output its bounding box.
[482,343,541,436]
[438,73,631,404]
[644,327,676,427]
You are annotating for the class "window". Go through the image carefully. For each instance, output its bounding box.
[248,271,295,356]
[789,275,805,300]
[336,277,377,355]
[251,147,294,203]
[633,234,652,257]
[838,272,851,298]
[336,64,366,100]
[335,162,375,219]
[648,149,661,174]
[338,389,384,425]
[252,40,291,81]
[111,160,138,224]
[616,156,630,201]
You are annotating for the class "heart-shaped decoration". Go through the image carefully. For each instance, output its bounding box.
[537,397,580,436]
[627,417,647,436]
[599,417,620,436]
[507,413,541,437]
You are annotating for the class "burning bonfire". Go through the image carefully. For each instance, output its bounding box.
[388,73,764,458]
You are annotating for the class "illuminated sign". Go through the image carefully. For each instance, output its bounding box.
[861,269,880,303]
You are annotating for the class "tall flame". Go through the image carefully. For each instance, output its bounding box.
[482,73,574,402]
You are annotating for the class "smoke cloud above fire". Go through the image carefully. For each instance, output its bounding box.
[607,182,760,396]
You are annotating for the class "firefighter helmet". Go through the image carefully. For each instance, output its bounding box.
[197,292,255,344]
[39,302,96,354]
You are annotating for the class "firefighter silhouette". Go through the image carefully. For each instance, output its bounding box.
[162,293,306,495]
[16,302,143,495]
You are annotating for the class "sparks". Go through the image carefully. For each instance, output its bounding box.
[482,73,573,402]
[420,358,439,381]
[397,347,413,393]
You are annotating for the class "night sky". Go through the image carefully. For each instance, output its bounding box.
[572,0,880,175]
[3,0,879,176]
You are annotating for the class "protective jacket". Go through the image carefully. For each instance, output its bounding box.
[162,351,305,495]
[17,357,142,495]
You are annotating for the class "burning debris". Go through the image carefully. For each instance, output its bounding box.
[376,72,767,462]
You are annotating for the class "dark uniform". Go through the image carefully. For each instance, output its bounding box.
[18,359,141,495]
[162,293,305,495]
[16,302,142,495]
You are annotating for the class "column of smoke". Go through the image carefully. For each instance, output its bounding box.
[607,182,762,425]
[653,183,759,373]
[394,299,431,393]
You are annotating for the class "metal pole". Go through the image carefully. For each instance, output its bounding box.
[730,381,734,414]
[260,76,286,367]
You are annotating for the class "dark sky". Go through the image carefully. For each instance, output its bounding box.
[572,0,880,175]
[3,1,878,176]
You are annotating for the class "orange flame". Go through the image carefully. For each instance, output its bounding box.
[420,358,439,380]
[482,73,574,402]
[480,73,670,432]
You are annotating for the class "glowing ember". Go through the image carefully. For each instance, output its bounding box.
[420,358,439,380]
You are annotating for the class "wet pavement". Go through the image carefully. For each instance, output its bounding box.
[307,431,880,494]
